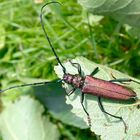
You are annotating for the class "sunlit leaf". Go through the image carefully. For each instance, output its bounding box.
[55,56,140,140]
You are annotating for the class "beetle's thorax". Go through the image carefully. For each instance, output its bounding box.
[63,73,84,88]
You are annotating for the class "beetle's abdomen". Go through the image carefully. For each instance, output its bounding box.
[82,76,136,100]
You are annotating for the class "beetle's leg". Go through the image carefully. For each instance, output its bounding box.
[110,73,140,84]
[90,67,99,76]
[81,93,91,127]
[67,88,76,96]
[98,96,127,133]
[109,78,140,84]
[109,78,132,83]
[69,60,83,76]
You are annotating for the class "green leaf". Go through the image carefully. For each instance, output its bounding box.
[54,56,140,140]
[125,25,140,39]
[0,24,5,49]
[78,0,140,27]
[0,96,60,140]
[34,82,88,129]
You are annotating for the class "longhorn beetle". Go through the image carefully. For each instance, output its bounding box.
[0,1,140,133]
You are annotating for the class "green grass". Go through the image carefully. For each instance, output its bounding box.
[0,0,140,139]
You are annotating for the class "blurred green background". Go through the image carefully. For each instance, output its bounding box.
[0,0,140,139]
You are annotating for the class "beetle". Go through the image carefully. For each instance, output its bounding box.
[0,1,139,133]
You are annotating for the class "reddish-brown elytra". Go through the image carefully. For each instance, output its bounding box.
[0,1,139,133]
[64,74,136,100]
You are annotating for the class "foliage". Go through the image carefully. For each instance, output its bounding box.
[0,0,140,140]
[78,0,140,43]
[0,96,60,140]
[78,0,140,27]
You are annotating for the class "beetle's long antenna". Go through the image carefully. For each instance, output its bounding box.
[0,80,62,93]
[40,1,66,74]
[0,2,66,94]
